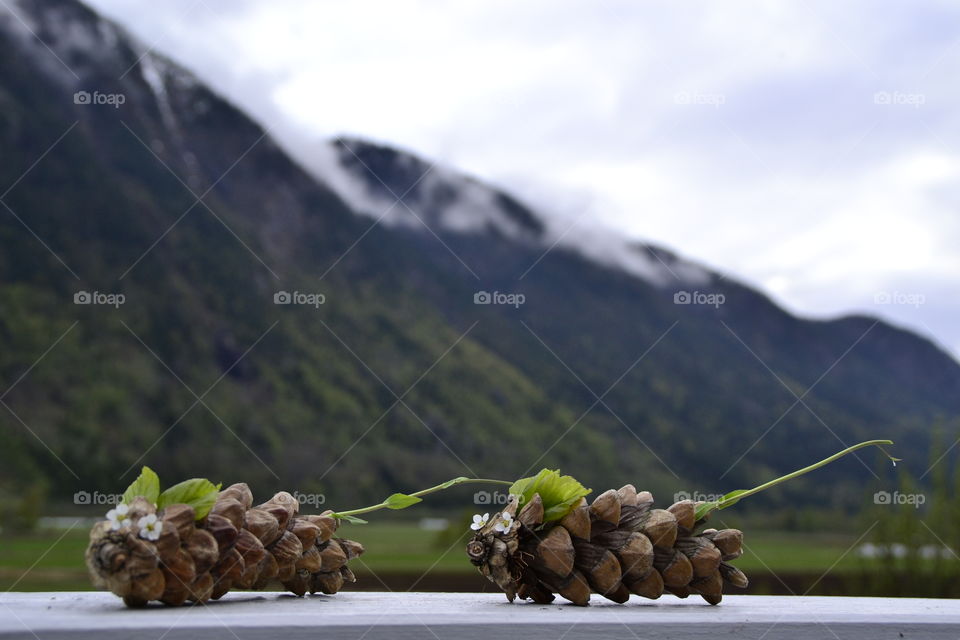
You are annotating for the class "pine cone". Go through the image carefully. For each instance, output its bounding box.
[466,487,747,606]
[85,483,364,607]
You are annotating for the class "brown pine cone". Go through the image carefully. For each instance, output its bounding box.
[85,483,364,607]
[467,488,746,606]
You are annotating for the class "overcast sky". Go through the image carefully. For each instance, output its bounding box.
[84,0,960,356]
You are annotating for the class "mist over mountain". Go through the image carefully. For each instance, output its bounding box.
[1,0,957,516]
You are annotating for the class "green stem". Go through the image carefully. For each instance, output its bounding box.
[333,477,512,520]
[334,440,897,523]
[696,439,898,520]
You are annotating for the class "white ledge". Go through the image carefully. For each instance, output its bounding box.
[2,592,960,639]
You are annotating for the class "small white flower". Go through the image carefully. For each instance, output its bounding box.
[137,514,163,541]
[470,513,490,531]
[106,503,130,530]
[493,511,514,535]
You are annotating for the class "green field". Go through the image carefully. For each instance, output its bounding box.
[0,523,876,593]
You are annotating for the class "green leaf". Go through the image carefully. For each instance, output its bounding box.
[384,493,423,510]
[157,478,222,520]
[122,466,160,505]
[335,514,368,524]
[509,469,591,523]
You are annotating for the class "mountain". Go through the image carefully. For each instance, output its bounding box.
[1,0,957,520]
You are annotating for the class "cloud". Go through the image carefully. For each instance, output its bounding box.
[83,0,960,355]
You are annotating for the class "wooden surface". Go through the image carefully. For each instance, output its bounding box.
[2,591,959,639]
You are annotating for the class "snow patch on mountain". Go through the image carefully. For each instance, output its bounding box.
[1,0,119,80]
[139,53,178,132]
[313,140,542,240]
[558,226,711,285]
[318,137,710,286]
[424,169,518,235]
[0,1,68,81]
[309,141,403,222]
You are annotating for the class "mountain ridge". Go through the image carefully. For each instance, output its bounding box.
[1,0,957,519]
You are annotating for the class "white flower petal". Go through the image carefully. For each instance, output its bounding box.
[106,507,127,530]
[138,514,157,527]
[115,503,129,515]
[138,519,163,540]
[470,513,490,531]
